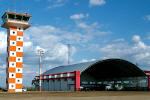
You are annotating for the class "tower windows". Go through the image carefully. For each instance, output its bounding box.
[8,14,15,19]
[16,68,22,73]
[18,58,20,61]
[16,47,23,52]
[10,62,16,67]
[9,84,15,89]
[11,85,14,88]
[18,69,20,72]
[10,41,16,46]
[10,51,16,57]
[16,57,22,62]
[18,37,21,40]
[9,73,16,78]
[17,36,23,41]
[10,30,17,36]
[16,15,22,21]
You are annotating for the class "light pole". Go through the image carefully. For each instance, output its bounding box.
[67,44,70,65]
[38,49,44,92]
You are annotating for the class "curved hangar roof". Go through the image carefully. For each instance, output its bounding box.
[43,59,146,78]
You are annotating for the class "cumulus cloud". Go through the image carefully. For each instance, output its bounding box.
[76,22,111,36]
[89,0,106,6]
[77,22,89,28]
[132,35,141,42]
[91,35,150,70]
[24,41,32,47]
[70,13,89,20]
[0,23,111,86]
[0,31,7,51]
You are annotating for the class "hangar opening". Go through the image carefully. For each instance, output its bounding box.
[32,59,150,91]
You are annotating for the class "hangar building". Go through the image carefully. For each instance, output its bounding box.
[32,59,150,91]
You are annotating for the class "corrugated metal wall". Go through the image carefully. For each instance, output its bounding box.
[34,71,81,91]
[40,78,75,91]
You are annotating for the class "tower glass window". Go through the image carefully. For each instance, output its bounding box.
[23,16,29,22]
[8,14,15,19]
[2,15,7,22]
[15,15,22,21]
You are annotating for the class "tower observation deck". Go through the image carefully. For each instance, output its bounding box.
[1,11,31,92]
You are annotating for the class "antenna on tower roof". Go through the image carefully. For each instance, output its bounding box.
[14,0,17,12]
[25,9,29,15]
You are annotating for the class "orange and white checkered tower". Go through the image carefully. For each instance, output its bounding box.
[1,12,31,92]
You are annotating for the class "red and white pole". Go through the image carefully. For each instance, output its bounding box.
[39,49,44,92]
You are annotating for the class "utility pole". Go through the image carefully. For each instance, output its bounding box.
[38,49,44,92]
[67,44,71,65]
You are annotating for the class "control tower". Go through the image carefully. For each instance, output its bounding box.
[1,12,31,92]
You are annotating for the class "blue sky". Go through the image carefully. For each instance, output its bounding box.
[0,0,150,87]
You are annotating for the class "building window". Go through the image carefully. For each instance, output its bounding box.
[12,74,14,77]
[15,15,22,21]
[23,16,29,21]
[8,14,15,19]
[18,58,20,61]
[18,69,20,72]
[18,37,21,40]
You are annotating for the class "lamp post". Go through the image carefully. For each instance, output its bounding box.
[38,49,44,92]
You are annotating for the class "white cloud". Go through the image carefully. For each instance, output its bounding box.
[76,22,111,36]
[132,35,141,42]
[90,35,150,69]
[132,35,146,49]
[24,41,32,47]
[146,15,150,21]
[77,22,101,29]
[113,38,125,42]
[70,13,89,20]
[48,3,64,9]
[0,31,7,50]
[25,25,80,66]
[89,0,106,6]
[47,0,67,9]
[0,23,111,86]
[77,22,89,28]
[80,59,96,63]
